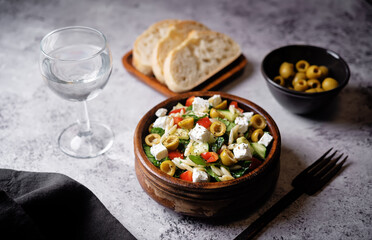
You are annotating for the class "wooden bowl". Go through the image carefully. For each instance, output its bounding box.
[133,91,281,218]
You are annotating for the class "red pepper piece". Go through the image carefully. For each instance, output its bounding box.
[230,101,244,113]
[185,96,195,107]
[173,116,183,128]
[168,150,184,160]
[196,117,212,129]
[201,152,219,163]
[180,170,193,181]
[169,108,185,115]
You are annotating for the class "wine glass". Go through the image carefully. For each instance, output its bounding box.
[39,26,114,158]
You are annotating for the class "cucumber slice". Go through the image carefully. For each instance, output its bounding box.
[190,142,209,155]
[248,142,255,155]
[251,142,266,160]
[217,109,238,122]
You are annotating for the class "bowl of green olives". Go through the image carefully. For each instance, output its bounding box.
[261,45,350,114]
[134,91,281,218]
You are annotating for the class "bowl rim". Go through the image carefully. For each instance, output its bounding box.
[133,91,281,190]
[261,44,350,98]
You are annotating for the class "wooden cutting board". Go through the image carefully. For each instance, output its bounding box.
[122,50,247,97]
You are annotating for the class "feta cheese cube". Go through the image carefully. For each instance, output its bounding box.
[193,111,207,117]
[150,143,168,160]
[189,124,213,143]
[233,143,252,161]
[192,168,209,182]
[192,97,210,113]
[155,108,167,117]
[208,95,222,107]
[258,132,273,147]
[242,112,254,120]
[153,116,168,129]
[234,116,249,134]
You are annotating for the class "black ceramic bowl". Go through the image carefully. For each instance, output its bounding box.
[261,45,350,114]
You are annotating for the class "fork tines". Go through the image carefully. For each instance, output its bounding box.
[292,148,347,195]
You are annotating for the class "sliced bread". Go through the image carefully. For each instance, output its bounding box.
[151,20,209,83]
[133,19,180,75]
[163,30,241,92]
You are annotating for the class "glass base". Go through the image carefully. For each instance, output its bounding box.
[58,121,114,158]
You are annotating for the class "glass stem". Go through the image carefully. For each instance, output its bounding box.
[78,101,91,135]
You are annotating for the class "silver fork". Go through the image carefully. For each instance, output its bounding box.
[234,148,347,240]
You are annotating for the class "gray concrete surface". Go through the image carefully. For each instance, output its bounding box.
[0,0,371,239]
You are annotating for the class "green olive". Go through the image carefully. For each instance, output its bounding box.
[163,135,179,150]
[210,121,226,137]
[279,62,295,79]
[294,79,308,92]
[292,72,307,86]
[210,108,223,118]
[148,123,154,133]
[306,65,322,79]
[307,79,321,89]
[305,88,317,93]
[220,149,237,166]
[319,66,329,78]
[178,117,194,129]
[215,100,228,109]
[160,160,176,176]
[322,78,339,91]
[273,76,285,86]
[296,60,310,72]
[251,129,264,142]
[250,114,267,129]
[145,133,161,146]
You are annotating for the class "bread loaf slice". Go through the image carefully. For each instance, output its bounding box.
[163,31,241,92]
[151,20,209,83]
[133,19,179,75]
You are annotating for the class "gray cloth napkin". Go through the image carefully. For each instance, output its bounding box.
[0,169,136,240]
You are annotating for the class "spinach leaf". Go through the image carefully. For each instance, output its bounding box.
[230,161,252,178]
[189,155,206,166]
[143,144,162,167]
[186,105,193,112]
[217,117,236,132]
[205,167,221,182]
[211,137,225,153]
[178,139,190,152]
[174,168,186,178]
[151,127,165,136]
[244,130,250,139]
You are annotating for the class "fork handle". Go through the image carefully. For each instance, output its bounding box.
[234,188,304,240]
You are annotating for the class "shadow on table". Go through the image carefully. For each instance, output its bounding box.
[170,143,349,239]
[297,85,372,125]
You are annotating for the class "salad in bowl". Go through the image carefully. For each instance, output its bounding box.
[143,94,274,183]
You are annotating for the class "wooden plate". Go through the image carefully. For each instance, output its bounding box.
[122,50,247,97]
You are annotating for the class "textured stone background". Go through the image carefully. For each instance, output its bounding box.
[0,0,371,239]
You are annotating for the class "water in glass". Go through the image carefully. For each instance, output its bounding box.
[41,44,112,101]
